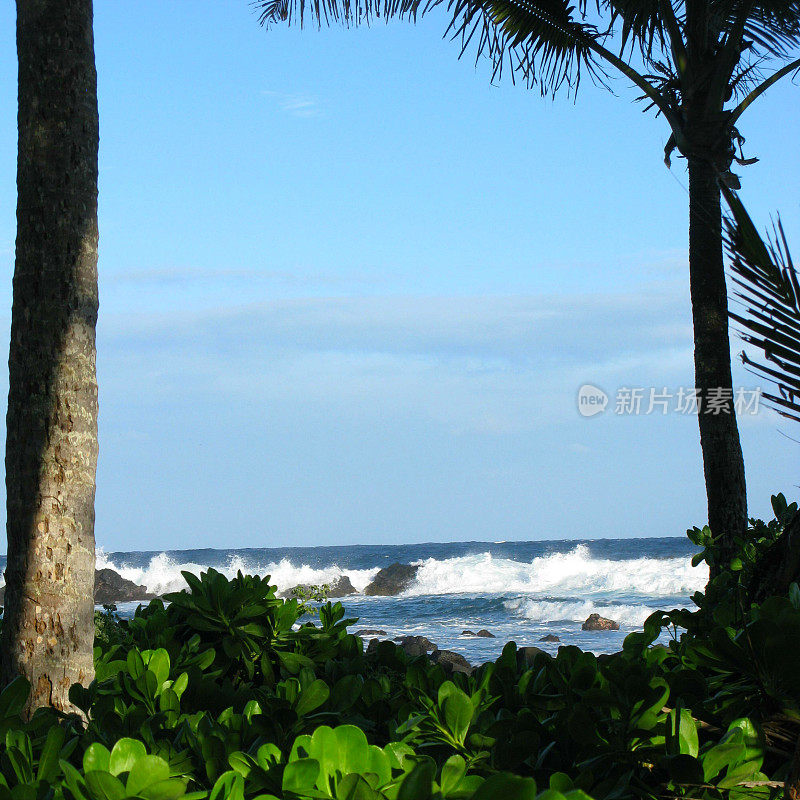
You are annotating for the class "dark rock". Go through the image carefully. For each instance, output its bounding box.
[281,574,357,599]
[355,629,387,637]
[0,585,4,605]
[395,635,438,658]
[539,634,561,642]
[461,630,475,636]
[94,568,154,604]
[364,563,418,596]
[582,613,619,631]
[476,629,494,638]
[517,646,548,669]
[430,649,472,675]
[366,638,380,653]
[328,575,357,596]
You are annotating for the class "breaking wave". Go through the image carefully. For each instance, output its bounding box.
[405,545,706,598]
[95,551,380,596]
[94,544,705,601]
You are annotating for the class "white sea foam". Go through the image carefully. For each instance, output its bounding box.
[95,550,379,596]
[405,545,706,598]
[504,597,659,627]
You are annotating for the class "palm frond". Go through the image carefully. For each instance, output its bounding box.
[255,0,606,95]
[603,0,670,58]
[723,187,800,425]
[742,1,800,57]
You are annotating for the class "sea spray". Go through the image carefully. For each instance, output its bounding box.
[405,545,706,597]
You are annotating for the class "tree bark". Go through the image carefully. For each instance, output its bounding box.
[687,156,747,576]
[1,0,99,715]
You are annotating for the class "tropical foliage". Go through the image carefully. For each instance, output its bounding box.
[1,497,800,799]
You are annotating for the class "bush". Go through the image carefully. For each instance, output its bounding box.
[1,498,799,799]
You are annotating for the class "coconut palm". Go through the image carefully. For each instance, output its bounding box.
[1,0,99,713]
[257,0,800,564]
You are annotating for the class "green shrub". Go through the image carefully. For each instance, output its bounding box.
[2,497,798,799]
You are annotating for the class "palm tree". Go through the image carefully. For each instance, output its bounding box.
[1,0,100,714]
[257,0,800,566]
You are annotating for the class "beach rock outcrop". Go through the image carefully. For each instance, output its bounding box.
[539,634,561,642]
[461,629,495,637]
[582,613,619,631]
[355,629,387,637]
[430,649,472,675]
[364,563,418,596]
[395,635,437,658]
[95,568,154,604]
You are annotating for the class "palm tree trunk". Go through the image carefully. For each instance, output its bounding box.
[687,156,747,576]
[1,0,99,715]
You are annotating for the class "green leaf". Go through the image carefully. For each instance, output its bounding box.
[209,772,244,800]
[295,679,330,717]
[702,732,746,783]
[336,773,381,800]
[365,746,391,789]
[442,691,473,744]
[397,760,435,800]
[549,774,573,793]
[282,759,320,794]
[109,739,148,777]
[127,650,146,680]
[330,676,363,711]
[469,774,538,800]
[126,756,171,796]
[139,778,189,800]
[276,651,314,674]
[84,772,126,800]
[0,678,30,719]
[667,708,699,758]
[145,649,171,687]
[37,726,66,782]
[440,756,466,796]
[335,726,370,776]
[83,744,111,774]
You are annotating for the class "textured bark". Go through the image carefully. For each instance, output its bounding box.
[1,0,99,715]
[687,156,747,575]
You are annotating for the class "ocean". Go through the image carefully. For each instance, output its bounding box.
[0,537,706,663]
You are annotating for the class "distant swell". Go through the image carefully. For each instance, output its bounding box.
[95,543,706,600]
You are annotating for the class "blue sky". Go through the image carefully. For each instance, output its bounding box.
[0,2,797,552]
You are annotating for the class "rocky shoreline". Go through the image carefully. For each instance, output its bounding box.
[0,562,622,676]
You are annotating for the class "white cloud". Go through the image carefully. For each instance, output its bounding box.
[262,90,321,118]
